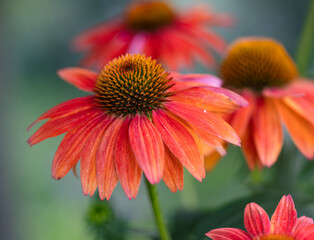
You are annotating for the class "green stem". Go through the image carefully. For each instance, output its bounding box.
[145,178,172,240]
[296,0,314,76]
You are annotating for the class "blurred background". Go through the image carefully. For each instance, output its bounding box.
[1,0,314,239]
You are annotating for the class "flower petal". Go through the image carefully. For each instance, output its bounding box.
[80,117,113,197]
[244,202,270,236]
[27,96,94,131]
[162,146,184,192]
[296,225,314,240]
[293,216,314,239]
[206,228,251,240]
[52,112,104,179]
[129,115,164,184]
[57,68,97,92]
[270,195,297,235]
[242,128,262,170]
[96,117,124,200]
[166,101,240,146]
[152,110,205,181]
[275,100,314,159]
[252,98,283,167]
[284,97,314,125]
[115,118,142,200]
[204,144,225,172]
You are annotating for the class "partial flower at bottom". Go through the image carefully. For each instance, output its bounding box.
[28,54,246,200]
[206,195,314,240]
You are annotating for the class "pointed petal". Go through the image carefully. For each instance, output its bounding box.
[96,117,124,200]
[206,228,251,240]
[244,202,270,236]
[57,68,97,92]
[275,100,314,159]
[242,126,262,170]
[293,216,314,239]
[80,117,113,196]
[27,108,98,146]
[152,110,204,181]
[129,115,164,184]
[52,112,104,179]
[166,101,240,146]
[270,195,297,235]
[115,118,142,200]
[162,146,184,192]
[252,98,283,167]
[27,96,95,131]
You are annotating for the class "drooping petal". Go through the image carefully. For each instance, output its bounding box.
[170,72,222,87]
[283,97,314,125]
[52,112,104,179]
[270,195,297,235]
[242,125,261,170]
[57,68,97,92]
[203,142,226,171]
[115,118,142,200]
[206,228,251,240]
[28,108,98,146]
[129,115,164,184]
[252,97,283,167]
[152,110,205,181]
[166,101,240,146]
[293,216,314,239]
[244,202,270,236]
[96,117,124,200]
[80,116,113,196]
[27,96,94,131]
[275,100,314,159]
[162,146,184,192]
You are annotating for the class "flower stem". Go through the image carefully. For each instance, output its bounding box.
[145,178,172,240]
[296,0,314,76]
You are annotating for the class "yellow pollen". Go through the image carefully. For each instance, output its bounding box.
[125,1,175,31]
[220,38,298,91]
[95,54,173,117]
[255,234,295,240]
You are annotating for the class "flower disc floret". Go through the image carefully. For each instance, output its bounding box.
[221,38,298,91]
[95,54,173,117]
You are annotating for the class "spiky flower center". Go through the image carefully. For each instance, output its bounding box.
[95,54,173,117]
[125,1,175,31]
[256,235,294,240]
[221,38,298,91]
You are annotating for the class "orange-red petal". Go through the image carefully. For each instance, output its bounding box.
[57,67,97,92]
[129,115,164,184]
[252,97,283,167]
[115,118,142,200]
[152,110,205,181]
[206,228,251,240]
[96,117,123,200]
[293,216,314,239]
[242,125,261,170]
[244,202,270,236]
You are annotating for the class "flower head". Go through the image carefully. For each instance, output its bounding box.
[217,37,314,169]
[28,54,245,200]
[74,0,233,70]
[206,195,314,240]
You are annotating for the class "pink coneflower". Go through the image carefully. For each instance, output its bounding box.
[28,54,245,200]
[207,195,314,240]
[74,0,233,70]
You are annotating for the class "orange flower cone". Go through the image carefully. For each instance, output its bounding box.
[28,54,245,200]
[207,195,314,240]
[73,0,233,70]
[207,37,314,169]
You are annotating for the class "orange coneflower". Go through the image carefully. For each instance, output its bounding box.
[74,0,233,70]
[213,37,314,169]
[28,54,245,200]
[207,195,314,240]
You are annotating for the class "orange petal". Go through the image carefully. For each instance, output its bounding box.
[166,101,240,146]
[96,117,123,200]
[80,117,113,197]
[152,110,205,181]
[162,146,184,192]
[51,113,104,179]
[252,98,283,167]
[275,100,314,159]
[242,126,262,170]
[129,115,164,184]
[115,118,142,200]
[57,68,97,92]
[284,97,314,125]
[270,195,297,235]
[244,202,270,236]
[203,143,225,172]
